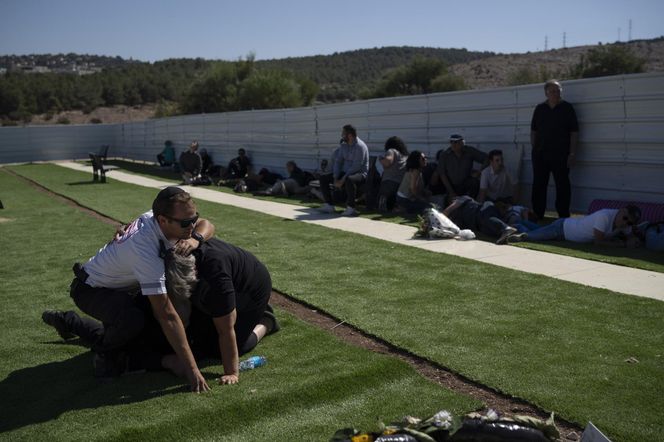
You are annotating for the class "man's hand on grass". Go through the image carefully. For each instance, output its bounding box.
[219,374,239,385]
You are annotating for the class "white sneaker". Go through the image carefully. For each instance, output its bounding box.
[341,207,359,217]
[318,203,336,214]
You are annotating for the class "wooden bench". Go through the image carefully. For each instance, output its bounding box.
[89,153,118,183]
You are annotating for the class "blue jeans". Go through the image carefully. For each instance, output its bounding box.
[526,218,565,241]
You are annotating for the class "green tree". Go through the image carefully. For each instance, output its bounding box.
[577,45,645,78]
[238,70,302,110]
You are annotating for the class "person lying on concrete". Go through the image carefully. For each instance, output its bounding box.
[508,205,642,247]
[477,149,519,204]
[43,187,215,392]
[42,240,279,385]
[318,124,369,217]
[396,151,445,215]
[441,196,525,245]
[256,161,310,196]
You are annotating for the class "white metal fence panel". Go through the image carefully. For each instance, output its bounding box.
[1,73,663,211]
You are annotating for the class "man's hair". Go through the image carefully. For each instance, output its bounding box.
[544,79,562,91]
[624,204,642,223]
[488,149,503,161]
[384,136,409,155]
[152,187,193,218]
[286,160,297,168]
[238,148,246,155]
[405,150,424,170]
[342,124,357,137]
[164,251,198,326]
[190,140,199,149]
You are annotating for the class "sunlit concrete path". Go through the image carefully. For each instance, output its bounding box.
[55,161,664,302]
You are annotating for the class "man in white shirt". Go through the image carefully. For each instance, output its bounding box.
[510,205,641,247]
[477,149,519,204]
[47,187,215,392]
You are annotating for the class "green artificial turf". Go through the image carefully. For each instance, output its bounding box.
[7,163,664,441]
[0,169,479,441]
[94,159,664,273]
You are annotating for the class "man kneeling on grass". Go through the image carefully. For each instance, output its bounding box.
[43,236,278,388]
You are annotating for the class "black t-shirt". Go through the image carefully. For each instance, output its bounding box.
[531,100,579,154]
[193,238,271,317]
[448,199,481,231]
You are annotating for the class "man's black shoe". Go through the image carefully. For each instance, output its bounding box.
[263,310,280,335]
[41,310,76,340]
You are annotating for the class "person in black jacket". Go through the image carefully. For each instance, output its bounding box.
[530,80,579,219]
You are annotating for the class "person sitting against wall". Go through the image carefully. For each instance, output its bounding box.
[179,141,203,184]
[430,134,488,202]
[256,161,311,196]
[225,148,252,180]
[396,151,445,215]
[377,136,409,212]
[317,124,369,217]
[509,205,642,247]
[477,149,519,204]
[157,140,176,168]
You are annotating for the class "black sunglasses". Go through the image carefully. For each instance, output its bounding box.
[164,212,199,228]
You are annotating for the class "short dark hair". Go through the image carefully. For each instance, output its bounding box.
[625,204,642,223]
[152,187,193,217]
[342,124,357,137]
[405,150,424,170]
[286,160,297,168]
[238,148,246,155]
[384,136,409,155]
[488,149,503,161]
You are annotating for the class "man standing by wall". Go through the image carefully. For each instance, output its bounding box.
[530,80,579,219]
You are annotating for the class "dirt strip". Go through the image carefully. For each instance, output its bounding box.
[7,167,583,441]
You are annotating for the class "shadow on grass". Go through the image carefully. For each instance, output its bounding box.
[106,160,181,182]
[66,181,109,186]
[0,351,195,433]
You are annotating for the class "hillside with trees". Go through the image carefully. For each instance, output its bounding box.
[1,39,662,126]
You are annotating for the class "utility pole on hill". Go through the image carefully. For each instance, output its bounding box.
[563,32,567,48]
[544,35,548,51]
[629,19,633,41]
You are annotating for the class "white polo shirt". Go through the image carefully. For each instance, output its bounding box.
[563,209,623,243]
[83,211,172,296]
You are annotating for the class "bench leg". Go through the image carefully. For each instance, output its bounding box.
[93,170,99,182]
[100,170,106,183]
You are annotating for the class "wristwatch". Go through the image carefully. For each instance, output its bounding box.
[191,232,205,247]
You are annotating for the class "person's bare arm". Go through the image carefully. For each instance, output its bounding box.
[149,294,210,393]
[477,189,487,203]
[379,151,394,168]
[213,310,240,385]
[174,218,215,255]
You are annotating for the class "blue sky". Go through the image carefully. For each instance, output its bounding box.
[1,0,663,61]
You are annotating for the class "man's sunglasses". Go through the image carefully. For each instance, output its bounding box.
[164,212,199,228]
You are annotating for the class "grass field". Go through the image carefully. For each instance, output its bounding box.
[0,169,479,441]
[4,163,664,441]
[102,159,664,274]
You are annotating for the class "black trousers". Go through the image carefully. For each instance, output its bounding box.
[319,173,366,207]
[69,278,145,353]
[531,148,571,219]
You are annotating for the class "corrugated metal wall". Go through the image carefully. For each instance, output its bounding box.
[1,72,663,211]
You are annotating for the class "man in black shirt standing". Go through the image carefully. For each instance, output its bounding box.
[530,80,579,219]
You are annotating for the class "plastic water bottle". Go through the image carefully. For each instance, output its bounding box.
[239,355,267,372]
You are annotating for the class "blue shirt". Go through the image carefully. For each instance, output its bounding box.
[333,137,369,179]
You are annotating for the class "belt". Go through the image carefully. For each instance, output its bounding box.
[72,262,89,283]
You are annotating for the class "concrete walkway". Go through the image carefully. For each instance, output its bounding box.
[56,161,664,302]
